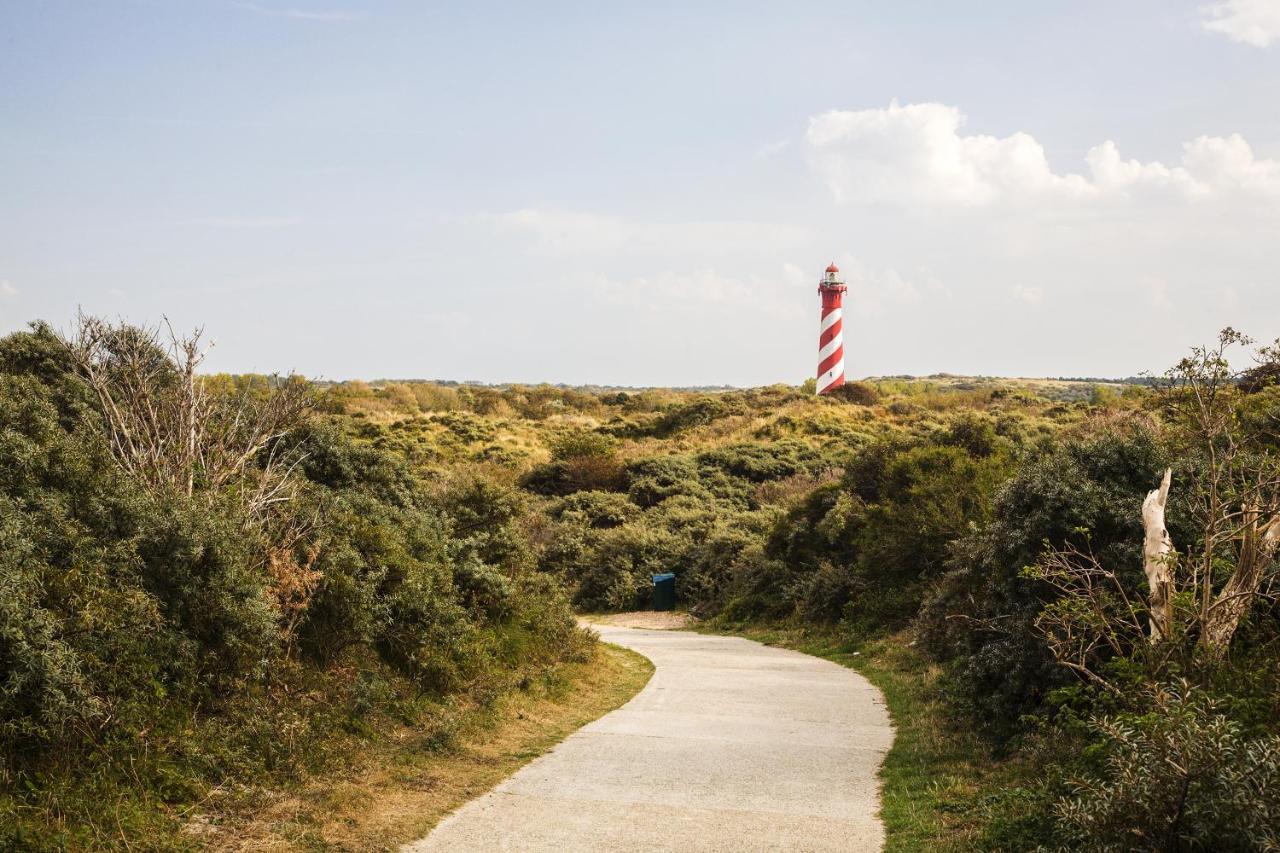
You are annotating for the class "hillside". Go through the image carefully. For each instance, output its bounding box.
[4,321,1280,850]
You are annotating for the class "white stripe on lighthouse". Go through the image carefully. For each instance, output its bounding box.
[820,307,842,334]
[818,332,844,363]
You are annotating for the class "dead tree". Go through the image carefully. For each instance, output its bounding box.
[1141,468,1175,642]
[1033,331,1280,687]
[63,313,311,520]
[62,314,322,643]
[1201,507,1280,655]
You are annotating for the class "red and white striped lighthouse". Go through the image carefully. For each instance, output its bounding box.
[816,262,848,394]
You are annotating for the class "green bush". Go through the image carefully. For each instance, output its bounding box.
[654,396,744,436]
[919,418,1169,739]
[826,381,881,406]
[0,323,591,846]
[696,439,820,484]
[625,455,707,507]
[1052,686,1280,852]
[573,524,684,611]
[552,491,637,528]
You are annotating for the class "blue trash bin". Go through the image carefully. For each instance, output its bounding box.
[651,573,676,611]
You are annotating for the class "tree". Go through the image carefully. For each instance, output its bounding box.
[1030,330,1280,692]
[62,314,312,519]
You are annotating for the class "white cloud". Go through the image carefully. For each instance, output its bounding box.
[234,3,362,22]
[480,208,809,257]
[831,257,935,318]
[808,101,1280,206]
[1201,0,1280,47]
[192,216,302,228]
[1142,277,1171,308]
[1182,134,1280,191]
[593,269,758,312]
[756,139,792,158]
[0,280,17,299]
[808,101,1093,206]
[1010,284,1044,305]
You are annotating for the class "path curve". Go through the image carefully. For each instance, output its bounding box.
[405,625,894,852]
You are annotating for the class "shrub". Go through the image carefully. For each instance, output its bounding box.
[574,524,683,611]
[696,440,819,483]
[1052,686,1280,852]
[410,382,462,412]
[0,321,593,846]
[654,396,743,436]
[549,430,617,461]
[432,411,498,444]
[552,491,637,529]
[826,381,881,406]
[523,429,624,495]
[920,419,1169,738]
[625,455,706,507]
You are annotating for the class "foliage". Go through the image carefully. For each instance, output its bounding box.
[826,380,882,406]
[9,311,1279,850]
[1052,685,1280,852]
[918,417,1168,738]
[0,321,587,848]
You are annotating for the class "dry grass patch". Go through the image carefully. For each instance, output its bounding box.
[583,611,695,630]
[197,644,652,852]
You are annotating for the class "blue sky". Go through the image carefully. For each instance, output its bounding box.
[2,1,1279,384]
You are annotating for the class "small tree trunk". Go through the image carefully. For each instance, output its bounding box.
[1200,510,1280,656]
[1142,468,1175,643]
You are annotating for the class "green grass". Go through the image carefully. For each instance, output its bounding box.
[701,621,1017,852]
[194,642,654,851]
[1,644,654,852]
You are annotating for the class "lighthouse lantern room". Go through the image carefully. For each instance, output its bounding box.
[816,263,847,394]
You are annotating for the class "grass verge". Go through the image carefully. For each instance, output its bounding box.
[701,621,1018,852]
[193,642,653,851]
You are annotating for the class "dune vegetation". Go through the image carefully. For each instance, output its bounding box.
[4,316,1280,850]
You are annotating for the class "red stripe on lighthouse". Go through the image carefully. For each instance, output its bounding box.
[818,346,844,378]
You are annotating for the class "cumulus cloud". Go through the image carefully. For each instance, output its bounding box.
[1201,0,1280,47]
[807,101,1092,205]
[808,101,1280,206]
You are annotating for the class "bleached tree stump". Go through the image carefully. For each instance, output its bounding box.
[1202,508,1280,655]
[1142,468,1175,643]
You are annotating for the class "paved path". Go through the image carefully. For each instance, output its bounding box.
[406,625,894,852]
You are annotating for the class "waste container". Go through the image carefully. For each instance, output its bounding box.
[651,573,676,611]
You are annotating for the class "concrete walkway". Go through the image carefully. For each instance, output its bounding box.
[405,625,894,852]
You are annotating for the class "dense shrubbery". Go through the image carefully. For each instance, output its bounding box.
[919,416,1170,737]
[0,323,587,847]
[1051,685,1280,852]
[496,339,1280,850]
[8,313,1279,849]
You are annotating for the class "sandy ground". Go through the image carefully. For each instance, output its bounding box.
[404,624,894,852]
[581,611,694,630]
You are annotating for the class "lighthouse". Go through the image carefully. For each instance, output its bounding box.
[816,262,847,394]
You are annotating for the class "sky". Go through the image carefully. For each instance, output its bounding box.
[2,0,1279,385]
